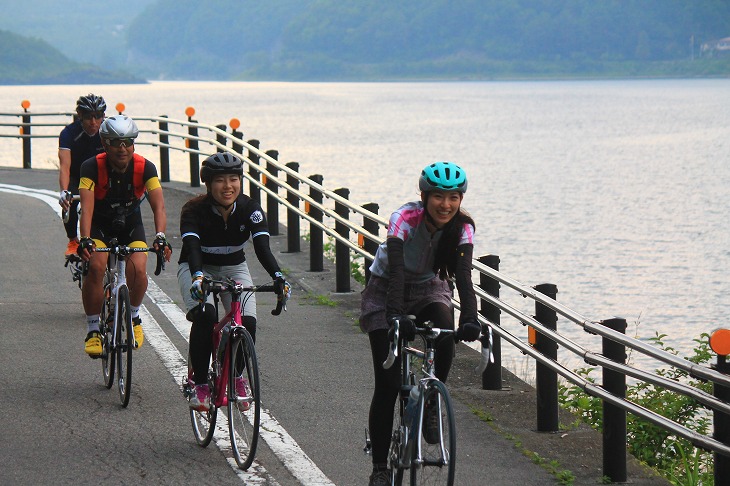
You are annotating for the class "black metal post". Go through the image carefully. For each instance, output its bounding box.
[215,124,227,152]
[334,188,351,293]
[285,162,301,253]
[714,355,730,484]
[362,202,380,285]
[478,254,502,390]
[601,317,628,483]
[308,175,324,272]
[158,115,170,182]
[247,139,261,202]
[22,112,31,169]
[231,129,244,156]
[188,123,200,187]
[265,150,279,236]
[534,283,559,432]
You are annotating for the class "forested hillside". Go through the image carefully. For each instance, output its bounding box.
[0,30,144,85]
[125,0,730,80]
[2,0,730,82]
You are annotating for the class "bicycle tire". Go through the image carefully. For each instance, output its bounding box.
[228,328,260,470]
[116,285,133,407]
[410,380,456,486]
[100,278,115,389]
[189,357,217,447]
[389,393,407,486]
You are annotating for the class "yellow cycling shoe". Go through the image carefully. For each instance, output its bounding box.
[133,317,144,349]
[84,331,102,358]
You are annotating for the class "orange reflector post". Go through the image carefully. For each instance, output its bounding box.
[185,106,196,118]
[115,102,125,114]
[528,326,537,346]
[262,175,267,185]
[185,139,190,148]
[305,201,310,214]
[21,100,30,110]
[710,329,730,356]
[230,118,241,130]
[358,234,364,248]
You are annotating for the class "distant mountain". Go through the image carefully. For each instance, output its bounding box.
[0,30,145,85]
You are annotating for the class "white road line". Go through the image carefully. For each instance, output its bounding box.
[146,279,335,485]
[0,184,334,486]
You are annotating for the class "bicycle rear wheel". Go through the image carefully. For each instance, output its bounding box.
[228,328,260,470]
[116,285,133,407]
[188,355,217,447]
[100,279,115,389]
[410,380,455,486]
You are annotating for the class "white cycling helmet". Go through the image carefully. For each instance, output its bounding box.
[99,115,139,140]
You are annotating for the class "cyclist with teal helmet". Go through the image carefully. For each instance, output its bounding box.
[361,161,481,486]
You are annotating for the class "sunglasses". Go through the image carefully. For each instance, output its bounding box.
[81,113,105,121]
[106,138,135,147]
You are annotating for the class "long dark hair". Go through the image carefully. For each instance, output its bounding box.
[426,195,475,280]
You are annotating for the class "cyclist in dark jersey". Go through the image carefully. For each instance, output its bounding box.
[178,152,289,412]
[58,94,106,256]
[76,115,172,357]
[360,162,482,486]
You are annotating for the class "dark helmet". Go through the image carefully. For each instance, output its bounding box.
[76,93,107,113]
[200,152,244,184]
[99,115,139,140]
[418,161,468,193]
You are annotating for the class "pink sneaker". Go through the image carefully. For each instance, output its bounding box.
[235,376,251,411]
[189,384,211,412]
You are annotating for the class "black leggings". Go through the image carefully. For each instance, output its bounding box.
[367,302,455,466]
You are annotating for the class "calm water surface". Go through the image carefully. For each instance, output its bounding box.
[1,80,728,372]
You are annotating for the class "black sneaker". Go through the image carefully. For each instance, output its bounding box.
[423,395,440,444]
[368,467,391,486]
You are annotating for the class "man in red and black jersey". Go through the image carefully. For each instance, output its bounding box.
[76,115,172,357]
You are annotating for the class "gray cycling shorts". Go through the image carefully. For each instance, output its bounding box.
[359,275,453,333]
[177,262,257,319]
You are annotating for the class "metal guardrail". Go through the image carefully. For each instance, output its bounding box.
[2,107,729,483]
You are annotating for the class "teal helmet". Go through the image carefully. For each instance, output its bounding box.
[419,162,467,193]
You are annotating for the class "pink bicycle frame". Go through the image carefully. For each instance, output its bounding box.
[210,298,243,409]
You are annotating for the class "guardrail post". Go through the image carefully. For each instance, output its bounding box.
[158,115,170,182]
[308,175,324,272]
[215,124,228,151]
[362,203,379,285]
[265,150,279,236]
[247,140,261,202]
[285,162,301,253]
[478,255,502,390]
[334,188,351,293]
[714,355,730,484]
[601,317,628,483]
[22,111,31,169]
[231,129,244,156]
[188,123,200,187]
[534,283,559,432]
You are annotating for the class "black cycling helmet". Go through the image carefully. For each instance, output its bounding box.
[200,152,244,184]
[419,161,468,193]
[76,93,107,113]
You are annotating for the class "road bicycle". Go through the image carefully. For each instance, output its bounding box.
[182,276,290,470]
[96,238,165,407]
[373,317,493,486]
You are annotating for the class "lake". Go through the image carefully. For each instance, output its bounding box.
[1,79,728,372]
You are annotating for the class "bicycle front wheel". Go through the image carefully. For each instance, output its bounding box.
[100,279,115,389]
[228,328,260,470]
[116,285,133,407]
[389,393,407,486]
[410,380,456,486]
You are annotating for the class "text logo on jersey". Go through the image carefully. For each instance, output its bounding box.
[250,210,264,224]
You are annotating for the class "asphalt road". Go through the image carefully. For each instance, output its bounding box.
[0,167,667,485]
